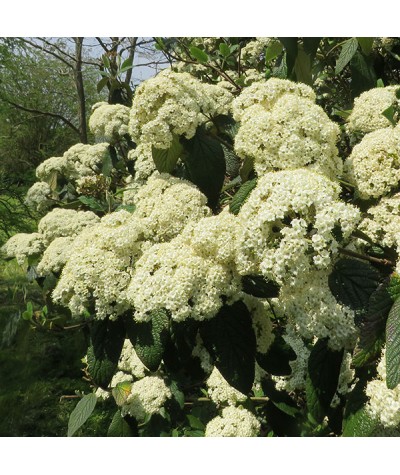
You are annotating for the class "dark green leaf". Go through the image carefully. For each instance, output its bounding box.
[219,43,230,58]
[265,40,283,63]
[396,88,400,99]
[350,52,377,98]
[256,334,296,376]
[342,406,378,436]
[386,298,400,389]
[101,151,113,177]
[388,273,400,301]
[272,53,288,79]
[335,37,359,74]
[241,274,280,298]
[353,281,393,367]
[152,134,183,173]
[306,339,344,423]
[294,44,312,85]
[181,128,225,209]
[328,258,381,314]
[97,77,108,93]
[78,195,106,212]
[107,410,134,437]
[230,178,257,215]
[189,46,209,63]
[67,393,97,437]
[278,38,298,75]
[302,37,321,59]
[187,414,205,430]
[115,204,136,213]
[125,309,169,372]
[119,57,133,74]
[382,105,397,126]
[356,37,374,56]
[200,301,256,394]
[87,318,125,388]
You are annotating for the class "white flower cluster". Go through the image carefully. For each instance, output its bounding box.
[89,102,130,143]
[128,69,232,149]
[358,193,400,248]
[240,38,273,64]
[366,348,400,428]
[117,339,147,379]
[122,375,172,422]
[1,232,45,266]
[204,406,260,437]
[280,270,357,351]
[242,294,274,354]
[344,127,400,199]
[38,208,100,245]
[206,367,247,406]
[347,86,400,136]
[36,236,75,276]
[25,181,53,212]
[235,169,360,286]
[36,142,109,183]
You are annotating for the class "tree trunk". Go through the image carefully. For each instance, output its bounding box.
[73,37,88,144]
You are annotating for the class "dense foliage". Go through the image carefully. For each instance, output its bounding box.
[3,37,400,437]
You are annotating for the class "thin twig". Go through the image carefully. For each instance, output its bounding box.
[338,247,395,267]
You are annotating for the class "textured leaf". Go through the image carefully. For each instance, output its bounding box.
[306,339,343,423]
[87,318,125,388]
[388,273,400,301]
[256,334,296,376]
[335,37,358,74]
[350,52,377,98]
[222,145,241,178]
[67,393,97,437]
[272,52,288,79]
[200,301,256,394]
[241,274,280,298]
[342,407,378,436]
[386,297,400,389]
[190,46,209,63]
[353,281,392,367]
[230,178,257,215]
[181,128,226,209]
[265,40,283,63]
[356,37,374,56]
[328,258,381,313]
[152,134,183,173]
[125,309,169,372]
[278,37,298,75]
[107,410,134,437]
[112,381,132,406]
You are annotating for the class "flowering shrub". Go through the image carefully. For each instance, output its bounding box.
[4,37,400,437]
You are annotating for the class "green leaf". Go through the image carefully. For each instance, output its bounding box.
[265,40,283,63]
[115,204,135,213]
[241,274,280,299]
[125,309,169,372]
[294,44,312,85]
[78,195,106,212]
[328,258,381,314]
[107,410,134,437]
[272,52,288,79]
[335,37,359,74]
[97,76,109,93]
[181,128,226,209]
[377,78,385,87]
[119,57,133,74]
[342,406,378,436]
[189,46,209,63]
[187,414,205,430]
[87,318,125,388]
[353,281,393,367]
[112,381,132,406]
[229,178,257,215]
[222,145,241,178]
[101,151,113,177]
[356,37,374,56]
[102,54,111,70]
[306,339,344,423]
[382,105,397,126]
[396,88,400,99]
[350,51,377,98]
[256,334,296,376]
[67,393,97,437]
[219,43,230,58]
[388,273,400,301]
[302,38,321,59]
[200,301,256,394]
[386,297,400,389]
[152,134,183,173]
[278,37,298,75]
[239,155,255,182]
[22,301,34,321]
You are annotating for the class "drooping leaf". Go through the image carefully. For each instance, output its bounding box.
[107,410,134,437]
[241,274,280,299]
[265,40,283,63]
[119,57,133,74]
[335,37,359,74]
[294,44,312,85]
[256,334,296,376]
[87,318,125,388]
[181,128,226,209]
[189,46,209,63]
[353,281,393,367]
[306,339,344,423]
[152,134,183,173]
[200,301,256,394]
[386,297,400,389]
[356,37,374,56]
[229,178,257,215]
[328,258,381,314]
[125,309,169,372]
[350,51,377,98]
[67,393,97,437]
[97,76,109,93]
[278,37,298,75]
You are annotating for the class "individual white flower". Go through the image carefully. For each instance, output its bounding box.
[206,367,247,406]
[89,102,130,143]
[204,406,260,437]
[123,376,172,422]
[1,232,45,266]
[344,127,400,199]
[347,86,400,136]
